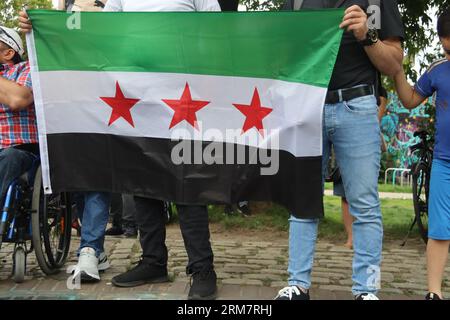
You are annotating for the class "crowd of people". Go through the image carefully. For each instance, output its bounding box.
[0,0,447,300]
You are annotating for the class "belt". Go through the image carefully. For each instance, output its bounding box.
[325,85,374,104]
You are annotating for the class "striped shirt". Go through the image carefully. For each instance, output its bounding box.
[0,61,38,149]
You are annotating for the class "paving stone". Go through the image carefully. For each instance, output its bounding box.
[390,282,427,291]
[0,227,440,300]
[318,285,351,292]
[270,281,286,288]
[223,266,254,273]
[311,277,331,285]
[247,259,278,266]
[246,273,283,281]
[222,279,248,285]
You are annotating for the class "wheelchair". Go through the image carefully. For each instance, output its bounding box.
[0,157,72,283]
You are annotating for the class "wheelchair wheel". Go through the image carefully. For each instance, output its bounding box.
[31,167,72,275]
[13,246,26,283]
[412,162,430,244]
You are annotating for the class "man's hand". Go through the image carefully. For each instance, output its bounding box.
[18,11,33,34]
[339,5,368,41]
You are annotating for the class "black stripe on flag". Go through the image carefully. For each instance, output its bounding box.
[46,133,324,219]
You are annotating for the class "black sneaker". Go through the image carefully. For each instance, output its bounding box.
[188,269,218,300]
[111,261,168,287]
[237,202,251,216]
[105,226,124,236]
[274,286,310,300]
[123,226,138,238]
[425,292,443,300]
[355,293,379,300]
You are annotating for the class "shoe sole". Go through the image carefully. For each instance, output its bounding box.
[80,271,100,283]
[111,276,169,288]
[188,290,218,301]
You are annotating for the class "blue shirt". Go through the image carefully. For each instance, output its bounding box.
[415,59,450,161]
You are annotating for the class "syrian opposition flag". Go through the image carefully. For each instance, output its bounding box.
[27,10,343,218]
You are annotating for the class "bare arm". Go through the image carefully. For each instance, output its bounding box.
[393,70,427,109]
[364,38,403,76]
[0,77,34,111]
[339,5,403,77]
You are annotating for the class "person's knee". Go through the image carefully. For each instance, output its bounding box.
[0,148,24,166]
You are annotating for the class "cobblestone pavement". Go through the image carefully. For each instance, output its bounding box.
[0,224,448,300]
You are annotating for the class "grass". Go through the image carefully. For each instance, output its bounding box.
[324,182,412,194]
[198,196,418,241]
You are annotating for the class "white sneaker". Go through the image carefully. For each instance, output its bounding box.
[78,247,100,282]
[98,251,110,271]
[355,293,379,300]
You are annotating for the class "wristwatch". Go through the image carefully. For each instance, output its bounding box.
[359,29,379,46]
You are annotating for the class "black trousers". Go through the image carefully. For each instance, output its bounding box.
[134,196,213,274]
[110,193,136,228]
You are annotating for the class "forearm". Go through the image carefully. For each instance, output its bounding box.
[364,40,403,77]
[393,70,424,109]
[0,77,34,111]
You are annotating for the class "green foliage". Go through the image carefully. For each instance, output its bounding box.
[207,197,418,240]
[0,0,52,29]
[240,0,284,11]
[397,0,450,81]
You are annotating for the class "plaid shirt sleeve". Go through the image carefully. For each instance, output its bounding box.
[16,62,32,89]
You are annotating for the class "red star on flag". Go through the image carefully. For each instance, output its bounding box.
[162,82,210,130]
[233,88,273,137]
[100,81,140,127]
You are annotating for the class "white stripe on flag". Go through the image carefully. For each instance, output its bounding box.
[38,71,325,158]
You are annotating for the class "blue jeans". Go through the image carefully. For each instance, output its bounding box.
[288,94,383,295]
[78,192,111,257]
[0,147,36,202]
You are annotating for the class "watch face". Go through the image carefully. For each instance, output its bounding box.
[368,29,378,42]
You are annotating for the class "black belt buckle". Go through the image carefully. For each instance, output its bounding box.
[326,85,373,104]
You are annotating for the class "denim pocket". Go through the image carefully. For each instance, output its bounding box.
[343,95,378,115]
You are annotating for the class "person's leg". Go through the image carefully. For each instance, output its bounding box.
[341,198,353,249]
[135,197,167,266]
[111,196,168,287]
[77,192,111,281]
[79,192,111,257]
[333,179,353,248]
[0,148,36,201]
[287,217,319,290]
[278,105,332,299]
[122,194,137,237]
[427,239,450,299]
[177,204,216,300]
[110,193,123,228]
[105,193,124,236]
[177,204,213,273]
[332,95,383,297]
[426,158,450,299]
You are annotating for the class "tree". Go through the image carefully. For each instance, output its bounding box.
[398,0,449,81]
[239,0,450,80]
[0,0,52,29]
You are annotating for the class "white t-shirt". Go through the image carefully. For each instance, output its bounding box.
[104,0,221,12]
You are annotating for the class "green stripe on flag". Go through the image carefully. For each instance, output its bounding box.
[29,10,343,88]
